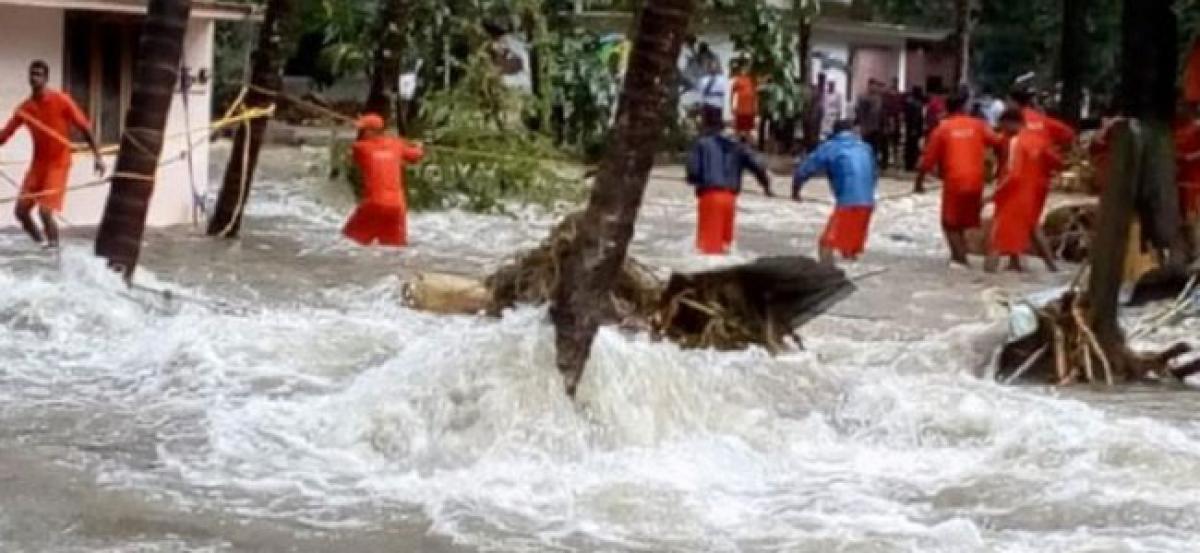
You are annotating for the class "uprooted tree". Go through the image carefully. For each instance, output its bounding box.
[547,0,696,397]
[999,0,1197,385]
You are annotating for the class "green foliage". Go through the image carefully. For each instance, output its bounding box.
[729,0,807,123]
[551,30,620,160]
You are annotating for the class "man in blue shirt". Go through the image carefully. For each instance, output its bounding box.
[686,110,773,254]
[793,120,879,266]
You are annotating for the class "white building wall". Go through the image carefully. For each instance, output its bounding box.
[0,8,215,231]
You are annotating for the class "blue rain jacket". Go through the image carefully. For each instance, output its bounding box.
[685,133,771,195]
[793,131,878,207]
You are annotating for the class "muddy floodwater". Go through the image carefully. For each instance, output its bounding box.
[1,145,1199,552]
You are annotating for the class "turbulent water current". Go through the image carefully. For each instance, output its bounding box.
[1,148,1199,552]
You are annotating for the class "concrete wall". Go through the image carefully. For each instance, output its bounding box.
[0,8,214,230]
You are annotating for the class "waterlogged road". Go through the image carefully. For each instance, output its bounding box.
[1,146,1198,552]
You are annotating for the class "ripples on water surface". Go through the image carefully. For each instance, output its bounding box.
[1,161,1199,552]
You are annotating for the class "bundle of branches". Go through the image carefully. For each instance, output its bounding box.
[418,218,855,352]
[996,274,1196,386]
[1054,144,1098,194]
[1043,203,1098,262]
[655,257,852,352]
[485,213,662,321]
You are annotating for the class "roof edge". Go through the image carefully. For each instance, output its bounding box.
[0,0,261,22]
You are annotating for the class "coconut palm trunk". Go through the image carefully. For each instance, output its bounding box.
[550,0,695,397]
[1086,0,1179,366]
[952,0,972,86]
[94,0,191,278]
[1058,0,1088,125]
[364,0,409,128]
[207,0,297,238]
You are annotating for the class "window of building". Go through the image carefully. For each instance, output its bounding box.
[63,12,141,146]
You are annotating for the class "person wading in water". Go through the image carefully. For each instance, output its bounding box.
[0,60,105,249]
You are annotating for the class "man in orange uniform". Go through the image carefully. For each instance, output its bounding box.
[1184,37,1200,107]
[986,109,1063,273]
[342,114,424,248]
[0,60,105,249]
[730,60,758,142]
[1175,100,1200,256]
[1008,88,1076,149]
[914,92,1004,267]
[685,110,773,255]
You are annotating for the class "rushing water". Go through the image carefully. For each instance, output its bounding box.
[1,148,1199,552]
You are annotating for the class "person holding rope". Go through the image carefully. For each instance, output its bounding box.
[342,113,424,248]
[0,60,105,249]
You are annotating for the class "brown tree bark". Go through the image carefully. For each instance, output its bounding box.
[1087,0,1178,356]
[550,0,695,397]
[207,0,297,238]
[1058,0,1088,125]
[952,0,972,86]
[364,0,409,129]
[94,0,192,279]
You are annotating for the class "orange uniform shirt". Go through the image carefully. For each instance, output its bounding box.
[1175,117,1200,218]
[0,90,90,168]
[1022,108,1076,149]
[352,135,424,207]
[991,129,1064,254]
[919,114,1003,193]
[730,75,758,117]
[1185,40,1200,104]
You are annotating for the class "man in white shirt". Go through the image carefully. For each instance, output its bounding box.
[697,58,728,123]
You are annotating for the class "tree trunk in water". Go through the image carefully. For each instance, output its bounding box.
[1087,0,1178,353]
[364,0,408,129]
[1058,0,1087,125]
[94,0,191,279]
[550,0,695,397]
[207,0,297,238]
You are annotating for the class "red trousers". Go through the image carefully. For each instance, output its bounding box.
[343,203,407,247]
[821,206,873,258]
[941,187,984,231]
[696,189,737,255]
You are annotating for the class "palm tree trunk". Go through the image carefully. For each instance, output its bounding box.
[1087,0,1178,360]
[364,0,409,128]
[1058,0,1088,125]
[94,0,191,279]
[207,0,297,238]
[551,0,695,397]
[953,0,972,86]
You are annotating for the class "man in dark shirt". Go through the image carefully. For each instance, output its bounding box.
[686,110,773,255]
[903,86,927,171]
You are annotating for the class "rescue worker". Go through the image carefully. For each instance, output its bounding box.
[986,108,1062,273]
[793,119,879,266]
[1008,88,1076,149]
[914,92,1005,267]
[685,109,773,255]
[1185,37,1200,108]
[730,60,758,143]
[1175,98,1200,257]
[0,60,105,249]
[342,113,424,248]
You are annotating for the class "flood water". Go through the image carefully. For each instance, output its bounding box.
[1,146,1199,552]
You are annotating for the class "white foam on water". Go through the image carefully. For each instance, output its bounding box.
[3,172,1200,552]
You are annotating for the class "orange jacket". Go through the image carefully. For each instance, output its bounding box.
[1185,41,1200,104]
[1176,118,1200,185]
[353,135,424,207]
[918,114,1003,193]
[1022,108,1076,148]
[0,90,90,168]
[997,129,1063,216]
[731,75,758,116]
